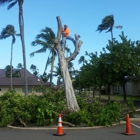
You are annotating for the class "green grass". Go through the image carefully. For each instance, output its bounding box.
[100,94,140,101]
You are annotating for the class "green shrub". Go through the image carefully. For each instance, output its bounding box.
[126,99,136,112]
[0,91,31,126]
[35,99,57,126]
[66,109,94,126]
[93,101,122,126]
[0,90,136,127]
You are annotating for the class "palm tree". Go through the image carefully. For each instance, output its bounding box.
[5,65,13,78]
[96,15,122,41]
[30,27,57,87]
[17,63,23,69]
[0,0,28,97]
[30,64,39,77]
[78,55,86,65]
[40,72,50,83]
[0,24,19,89]
[53,65,62,88]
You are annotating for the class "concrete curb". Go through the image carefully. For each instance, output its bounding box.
[6,118,140,130]
[7,125,104,130]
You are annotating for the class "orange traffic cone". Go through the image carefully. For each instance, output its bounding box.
[122,114,136,135]
[53,114,66,136]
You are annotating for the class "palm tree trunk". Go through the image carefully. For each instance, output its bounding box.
[111,29,113,42]
[50,51,55,87]
[10,43,13,89]
[18,1,28,97]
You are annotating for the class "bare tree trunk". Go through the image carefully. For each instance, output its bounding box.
[18,1,28,97]
[58,52,79,111]
[55,16,83,112]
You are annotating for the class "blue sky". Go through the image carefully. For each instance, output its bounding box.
[0,0,140,84]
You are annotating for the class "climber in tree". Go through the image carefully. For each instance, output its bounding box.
[61,24,75,52]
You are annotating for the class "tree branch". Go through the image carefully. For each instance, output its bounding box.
[18,118,26,127]
[62,121,75,127]
[55,16,62,44]
[66,34,83,62]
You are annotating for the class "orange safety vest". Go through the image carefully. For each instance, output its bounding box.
[62,28,70,37]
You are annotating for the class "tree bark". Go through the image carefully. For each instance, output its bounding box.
[108,84,111,101]
[55,16,83,112]
[50,51,55,88]
[10,42,13,89]
[122,83,126,102]
[18,0,28,97]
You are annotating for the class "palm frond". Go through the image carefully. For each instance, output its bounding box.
[7,1,17,10]
[96,23,110,32]
[0,34,10,39]
[44,56,51,72]
[68,61,74,70]
[36,27,55,44]
[114,25,123,29]
[30,47,47,57]
[0,0,10,5]
[78,56,85,64]
[31,39,49,47]
[102,15,114,24]
[16,33,21,36]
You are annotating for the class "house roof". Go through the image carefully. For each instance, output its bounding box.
[0,69,50,86]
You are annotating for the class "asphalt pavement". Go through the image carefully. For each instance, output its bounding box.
[0,118,139,140]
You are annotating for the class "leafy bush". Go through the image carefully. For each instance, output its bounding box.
[66,98,122,127]
[35,99,57,126]
[0,89,136,127]
[0,91,31,126]
[66,109,94,126]
[93,101,122,126]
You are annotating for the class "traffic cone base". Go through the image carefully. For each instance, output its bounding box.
[53,133,66,136]
[122,132,136,135]
[53,114,66,136]
[122,114,136,135]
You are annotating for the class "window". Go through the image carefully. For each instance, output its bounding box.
[22,88,32,93]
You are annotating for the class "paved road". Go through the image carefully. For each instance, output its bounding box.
[0,122,140,140]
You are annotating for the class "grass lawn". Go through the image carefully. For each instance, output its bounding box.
[100,94,140,101]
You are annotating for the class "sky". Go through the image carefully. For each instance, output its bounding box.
[0,0,140,84]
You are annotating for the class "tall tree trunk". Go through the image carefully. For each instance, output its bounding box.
[110,29,113,42]
[122,83,126,102]
[58,51,79,111]
[108,83,111,101]
[10,43,13,89]
[50,51,55,88]
[57,78,61,89]
[18,1,28,97]
[55,16,83,112]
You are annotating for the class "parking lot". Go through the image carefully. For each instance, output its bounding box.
[0,121,140,140]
